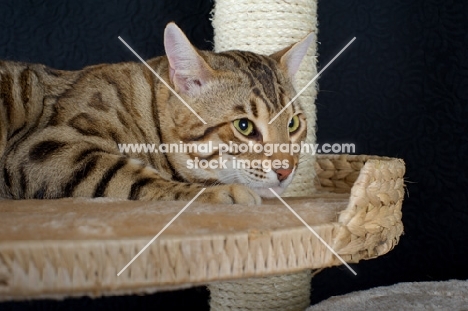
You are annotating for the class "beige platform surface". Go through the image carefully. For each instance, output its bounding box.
[0,195,347,242]
[0,155,406,301]
[0,194,348,300]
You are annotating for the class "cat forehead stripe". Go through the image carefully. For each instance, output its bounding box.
[118,36,207,124]
[231,51,282,112]
[269,37,356,124]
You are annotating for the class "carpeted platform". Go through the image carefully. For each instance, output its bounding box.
[307,280,468,311]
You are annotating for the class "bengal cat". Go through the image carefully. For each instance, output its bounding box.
[0,23,313,204]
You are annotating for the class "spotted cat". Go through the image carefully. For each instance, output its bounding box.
[0,23,313,204]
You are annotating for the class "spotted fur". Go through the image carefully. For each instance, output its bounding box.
[0,23,313,204]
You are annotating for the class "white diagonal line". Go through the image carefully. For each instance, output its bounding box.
[117,188,206,276]
[118,36,207,125]
[269,37,356,124]
[269,188,357,275]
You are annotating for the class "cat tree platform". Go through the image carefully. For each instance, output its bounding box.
[0,155,405,309]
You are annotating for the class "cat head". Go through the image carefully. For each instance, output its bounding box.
[159,22,314,198]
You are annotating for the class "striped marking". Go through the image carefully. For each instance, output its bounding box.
[19,167,27,198]
[165,157,186,183]
[19,68,32,108]
[184,122,227,142]
[248,60,279,109]
[103,72,148,144]
[3,167,11,189]
[74,147,105,163]
[128,177,153,200]
[222,51,289,114]
[240,69,256,88]
[219,52,241,67]
[8,123,27,140]
[249,98,258,118]
[47,106,61,126]
[68,113,102,137]
[29,140,67,162]
[233,105,246,114]
[0,73,14,125]
[63,155,99,197]
[252,87,274,113]
[116,110,131,128]
[93,157,127,197]
[88,92,110,112]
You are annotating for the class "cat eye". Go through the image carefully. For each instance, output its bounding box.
[288,115,300,133]
[233,118,255,136]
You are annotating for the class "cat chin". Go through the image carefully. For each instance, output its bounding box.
[251,186,285,198]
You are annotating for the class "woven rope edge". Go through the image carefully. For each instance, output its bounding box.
[320,155,406,262]
[0,156,405,301]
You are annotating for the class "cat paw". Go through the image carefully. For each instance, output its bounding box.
[200,184,261,205]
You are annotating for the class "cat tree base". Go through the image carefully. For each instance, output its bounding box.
[209,270,312,311]
[0,155,405,310]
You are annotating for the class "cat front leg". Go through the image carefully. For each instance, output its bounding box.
[4,138,261,204]
[96,157,262,204]
[197,184,261,205]
[62,153,262,204]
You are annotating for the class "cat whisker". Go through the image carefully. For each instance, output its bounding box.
[217,173,239,184]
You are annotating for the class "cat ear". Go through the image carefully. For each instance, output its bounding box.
[270,32,315,79]
[164,23,213,95]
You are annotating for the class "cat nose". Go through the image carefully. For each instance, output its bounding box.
[275,168,292,182]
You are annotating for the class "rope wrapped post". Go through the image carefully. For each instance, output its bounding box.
[209,270,311,311]
[212,0,319,198]
[211,0,318,309]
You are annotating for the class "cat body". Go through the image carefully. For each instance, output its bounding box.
[0,23,313,204]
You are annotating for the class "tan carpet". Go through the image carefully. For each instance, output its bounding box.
[307,280,468,311]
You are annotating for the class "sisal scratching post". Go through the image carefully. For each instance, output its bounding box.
[211,0,318,309]
[212,0,319,198]
[209,270,311,311]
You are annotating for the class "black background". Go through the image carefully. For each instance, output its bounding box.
[1,0,467,309]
